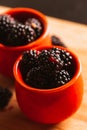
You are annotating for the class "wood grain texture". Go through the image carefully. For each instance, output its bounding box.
[0,6,87,130]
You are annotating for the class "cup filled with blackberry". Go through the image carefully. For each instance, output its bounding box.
[0,7,50,78]
[13,45,83,124]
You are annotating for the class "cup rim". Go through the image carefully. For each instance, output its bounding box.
[0,7,50,51]
[13,46,81,93]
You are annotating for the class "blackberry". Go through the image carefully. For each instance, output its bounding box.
[19,50,39,78]
[59,49,73,67]
[49,47,61,60]
[25,66,50,89]
[50,47,74,76]
[0,86,12,110]
[38,49,63,71]
[38,49,50,66]
[51,35,67,47]
[54,70,71,87]
[50,47,73,67]
[0,14,15,44]
[25,18,43,38]
[7,23,36,46]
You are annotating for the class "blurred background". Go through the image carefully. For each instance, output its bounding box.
[0,0,87,24]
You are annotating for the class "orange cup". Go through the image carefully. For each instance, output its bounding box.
[13,45,83,124]
[0,7,51,78]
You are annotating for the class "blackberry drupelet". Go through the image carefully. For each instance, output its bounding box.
[19,50,40,78]
[7,23,36,46]
[0,86,12,110]
[0,14,15,44]
[25,18,43,38]
[51,35,67,47]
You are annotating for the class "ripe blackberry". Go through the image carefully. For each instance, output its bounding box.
[54,70,71,87]
[51,35,67,47]
[0,86,12,110]
[38,49,50,65]
[59,49,73,67]
[25,66,50,89]
[0,14,15,44]
[19,50,39,78]
[50,47,74,76]
[49,47,61,60]
[7,23,36,46]
[50,47,73,67]
[38,49,63,71]
[25,18,43,38]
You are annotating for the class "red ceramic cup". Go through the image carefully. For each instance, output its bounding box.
[0,7,51,78]
[13,45,83,124]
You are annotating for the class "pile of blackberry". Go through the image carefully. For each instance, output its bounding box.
[19,47,74,89]
[0,14,43,46]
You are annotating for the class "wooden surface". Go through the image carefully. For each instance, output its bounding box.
[0,6,87,130]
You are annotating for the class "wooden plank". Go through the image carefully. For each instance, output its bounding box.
[0,6,87,130]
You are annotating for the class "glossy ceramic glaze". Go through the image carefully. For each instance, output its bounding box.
[0,7,51,78]
[13,45,83,124]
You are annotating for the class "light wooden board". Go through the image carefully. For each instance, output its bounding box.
[0,6,87,130]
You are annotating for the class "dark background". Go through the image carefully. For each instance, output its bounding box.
[0,0,87,24]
